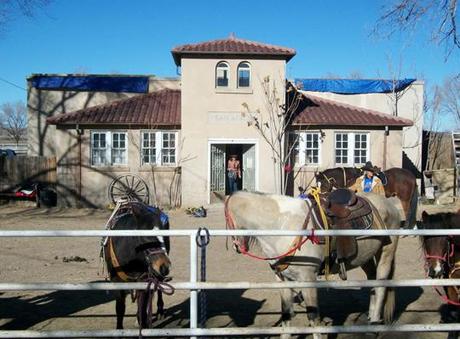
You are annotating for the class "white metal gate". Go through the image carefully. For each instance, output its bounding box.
[210,144,225,193]
[242,144,256,191]
[2,228,460,337]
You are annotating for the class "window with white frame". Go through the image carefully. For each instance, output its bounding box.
[335,133,349,165]
[142,132,156,164]
[91,131,127,166]
[162,132,176,165]
[216,61,229,87]
[91,132,107,166]
[237,62,251,88]
[335,132,369,166]
[141,131,178,166]
[291,131,321,166]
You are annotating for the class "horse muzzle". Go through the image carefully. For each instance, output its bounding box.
[427,261,444,279]
[147,251,171,280]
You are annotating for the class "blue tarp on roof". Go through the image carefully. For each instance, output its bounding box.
[294,78,416,94]
[31,75,149,93]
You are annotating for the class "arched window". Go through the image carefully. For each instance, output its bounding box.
[237,62,251,88]
[216,62,229,87]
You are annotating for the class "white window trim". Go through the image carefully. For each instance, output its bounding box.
[216,61,230,88]
[237,61,251,88]
[334,131,370,167]
[141,130,178,167]
[292,131,322,167]
[90,130,128,167]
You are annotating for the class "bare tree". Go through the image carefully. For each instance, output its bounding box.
[374,0,459,59]
[349,70,364,79]
[1,101,27,145]
[382,55,412,117]
[242,77,304,195]
[438,74,460,125]
[0,0,50,32]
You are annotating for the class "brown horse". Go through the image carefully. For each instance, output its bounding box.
[420,210,460,338]
[315,167,418,228]
[103,201,172,330]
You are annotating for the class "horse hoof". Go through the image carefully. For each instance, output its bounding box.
[154,312,165,321]
[322,316,333,326]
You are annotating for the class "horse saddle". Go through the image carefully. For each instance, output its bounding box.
[326,189,373,264]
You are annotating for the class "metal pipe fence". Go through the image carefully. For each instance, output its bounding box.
[1,228,459,338]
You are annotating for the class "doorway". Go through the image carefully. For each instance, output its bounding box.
[209,141,257,201]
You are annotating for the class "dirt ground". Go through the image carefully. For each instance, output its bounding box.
[0,202,456,338]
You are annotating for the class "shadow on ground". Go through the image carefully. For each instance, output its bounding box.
[0,281,112,330]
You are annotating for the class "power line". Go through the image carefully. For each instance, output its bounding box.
[0,76,27,91]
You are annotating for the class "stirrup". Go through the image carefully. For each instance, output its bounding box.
[339,261,347,280]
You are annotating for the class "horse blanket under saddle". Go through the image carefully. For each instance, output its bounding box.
[325,189,386,264]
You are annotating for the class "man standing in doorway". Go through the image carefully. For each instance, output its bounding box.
[227,155,241,194]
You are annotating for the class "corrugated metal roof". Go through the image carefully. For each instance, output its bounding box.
[172,35,296,66]
[293,93,413,127]
[46,89,180,126]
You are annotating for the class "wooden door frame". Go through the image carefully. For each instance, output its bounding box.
[207,138,259,204]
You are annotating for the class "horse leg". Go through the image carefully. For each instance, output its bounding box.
[155,290,165,320]
[446,287,460,339]
[370,237,398,324]
[400,198,410,228]
[362,258,377,321]
[136,290,150,329]
[115,290,127,329]
[299,267,323,339]
[277,274,294,339]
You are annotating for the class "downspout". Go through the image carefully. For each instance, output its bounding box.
[76,124,84,207]
[383,126,389,170]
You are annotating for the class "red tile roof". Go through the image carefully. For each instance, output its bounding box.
[47,89,180,126]
[172,35,296,66]
[292,93,413,127]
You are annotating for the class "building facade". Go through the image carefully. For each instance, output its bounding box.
[28,36,421,208]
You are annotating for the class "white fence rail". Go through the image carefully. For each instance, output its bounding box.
[1,228,459,338]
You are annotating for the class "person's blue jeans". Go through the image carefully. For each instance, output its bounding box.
[228,172,238,193]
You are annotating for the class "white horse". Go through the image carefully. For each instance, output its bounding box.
[225,191,401,338]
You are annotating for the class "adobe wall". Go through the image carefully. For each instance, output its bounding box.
[293,129,403,193]
[301,81,424,177]
[180,57,287,206]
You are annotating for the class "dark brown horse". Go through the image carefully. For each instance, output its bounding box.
[420,210,460,338]
[315,167,418,228]
[103,201,172,330]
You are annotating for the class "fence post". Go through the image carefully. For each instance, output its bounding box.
[190,234,198,339]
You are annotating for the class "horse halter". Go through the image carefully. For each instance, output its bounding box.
[317,172,337,192]
[424,236,455,273]
[144,228,170,279]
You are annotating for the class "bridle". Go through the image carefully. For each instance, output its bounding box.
[424,235,454,269]
[423,235,460,306]
[224,197,320,267]
[317,172,337,192]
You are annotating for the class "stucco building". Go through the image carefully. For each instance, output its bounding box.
[27,35,423,208]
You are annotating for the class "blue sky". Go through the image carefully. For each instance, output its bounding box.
[0,0,459,126]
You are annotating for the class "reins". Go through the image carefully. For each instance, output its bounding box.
[136,275,174,338]
[224,197,320,263]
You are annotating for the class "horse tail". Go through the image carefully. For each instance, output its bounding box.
[406,184,419,229]
[383,259,396,324]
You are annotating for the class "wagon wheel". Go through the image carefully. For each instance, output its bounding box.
[108,174,150,205]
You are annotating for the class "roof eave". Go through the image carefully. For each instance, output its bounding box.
[172,50,296,66]
[291,122,412,128]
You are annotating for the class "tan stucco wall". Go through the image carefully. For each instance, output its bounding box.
[301,81,424,176]
[27,76,181,208]
[293,128,403,193]
[27,76,180,157]
[180,57,287,206]
[53,128,181,208]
